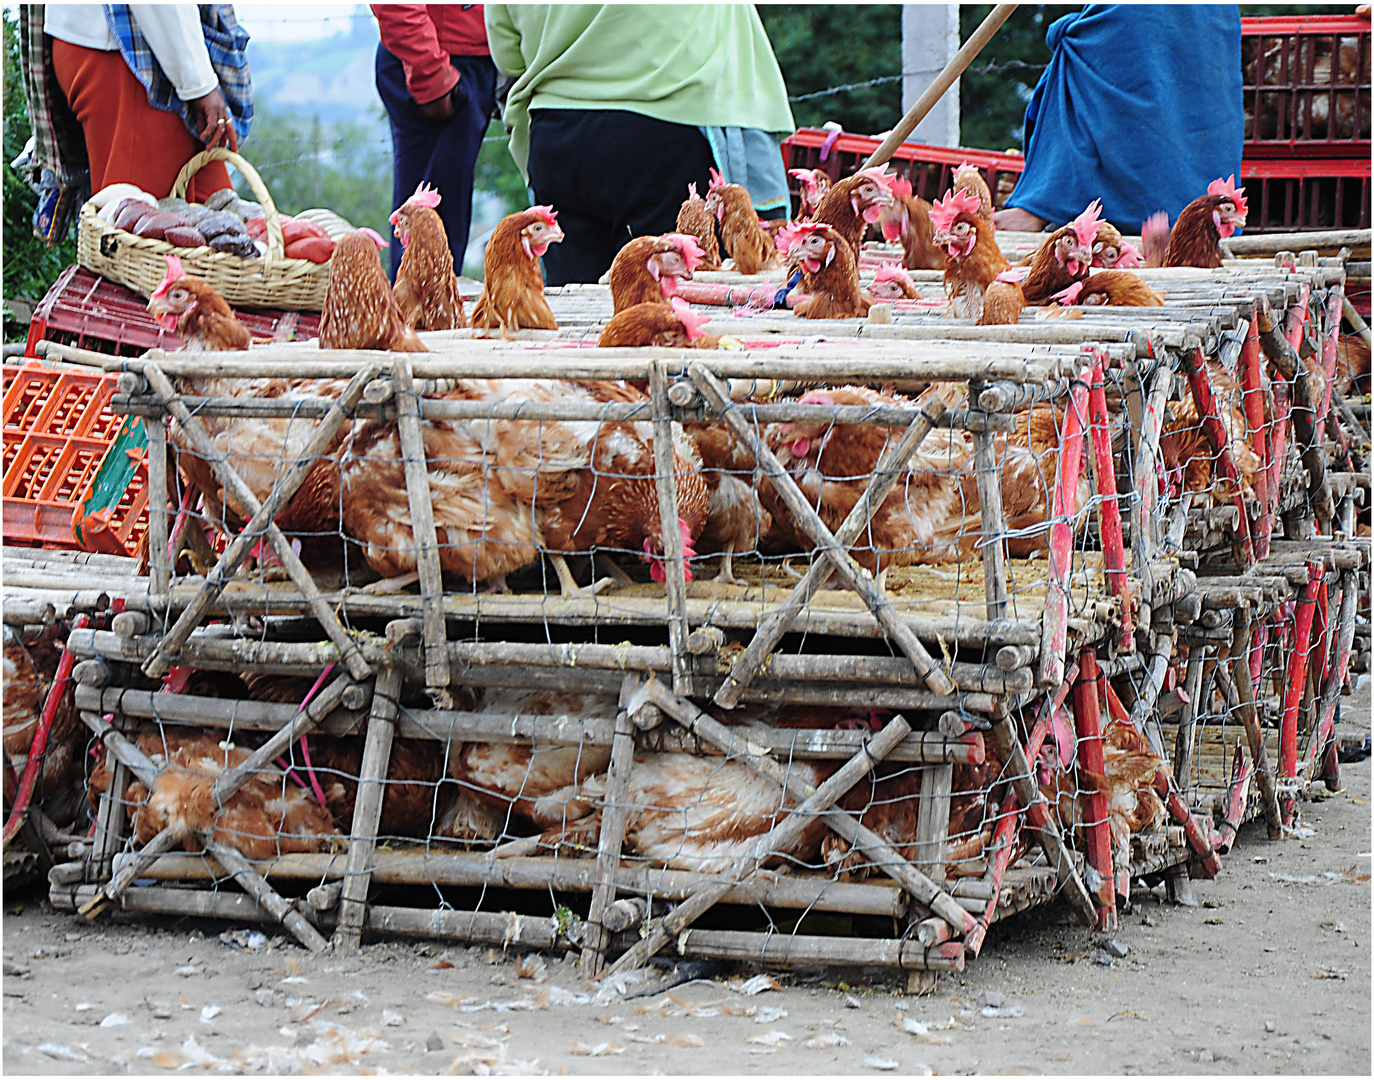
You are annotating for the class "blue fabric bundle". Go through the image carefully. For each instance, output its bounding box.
[1007,4,1243,230]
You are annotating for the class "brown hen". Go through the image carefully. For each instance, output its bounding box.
[470,207,562,333]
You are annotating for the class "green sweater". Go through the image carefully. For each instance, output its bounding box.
[485,4,795,179]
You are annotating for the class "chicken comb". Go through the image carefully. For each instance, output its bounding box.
[788,168,821,192]
[1114,240,1143,268]
[995,265,1030,285]
[775,220,829,254]
[928,189,982,232]
[356,226,389,250]
[407,181,442,209]
[855,166,894,191]
[708,167,727,192]
[686,181,699,201]
[663,232,704,274]
[529,205,558,227]
[1052,281,1085,305]
[1070,199,1104,249]
[890,176,913,201]
[1207,175,1247,215]
[874,262,915,288]
[670,297,710,341]
[150,254,186,302]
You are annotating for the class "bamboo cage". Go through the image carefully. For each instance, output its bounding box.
[16,245,1364,987]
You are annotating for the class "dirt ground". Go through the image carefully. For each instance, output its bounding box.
[3,686,1369,1077]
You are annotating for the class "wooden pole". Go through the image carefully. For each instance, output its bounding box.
[913,763,953,884]
[1039,379,1088,686]
[1240,304,1273,558]
[1129,352,1173,571]
[138,363,374,682]
[1071,648,1116,928]
[392,360,450,690]
[202,836,328,952]
[649,361,693,695]
[688,363,954,697]
[145,417,171,597]
[1085,354,1133,649]
[604,710,914,977]
[334,662,404,952]
[711,388,954,708]
[1306,568,1359,777]
[969,418,1009,623]
[860,4,1019,170]
[1279,560,1323,823]
[1218,608,1283,838]
[580,706,637,977]
[1171,648,1208,791]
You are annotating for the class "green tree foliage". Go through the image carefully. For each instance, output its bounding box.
[757,5,903,135]
[3,9,78,339]
[474,117,529,218]
[237,103,392,237]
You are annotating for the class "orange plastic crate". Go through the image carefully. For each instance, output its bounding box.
[2,362,146,555]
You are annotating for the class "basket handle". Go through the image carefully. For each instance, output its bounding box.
[172,148,285,260]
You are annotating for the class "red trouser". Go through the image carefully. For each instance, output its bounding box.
[51,38,231,200]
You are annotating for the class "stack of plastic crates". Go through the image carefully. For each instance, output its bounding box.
[1240,14,1371,235]
[2,362,147,557]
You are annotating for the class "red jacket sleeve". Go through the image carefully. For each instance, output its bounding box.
[372,4,458,105]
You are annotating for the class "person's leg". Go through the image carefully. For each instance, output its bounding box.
[52,39,230,199]
[525,110,618,285]
[421,54,497,272]
[376,42,440,277]
[525,108,716,284]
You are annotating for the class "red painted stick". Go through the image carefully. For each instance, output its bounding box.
[1311,579,1331,696]
[1183,347,1256,567]
[673,280,798,309]
[1215,740,1255,853]
[1071,649,1116,928]
[1266,377,1290,532]
[1316,287,1342,446]
[1086,355,1133,650]
[1039,382,1089,686]
[1018,662,1078,834]
[1250,616,1267,687]
[1,614,90,848]
[1306,576,1358,772]
[1279,559,1324,824]
[1241,304,1271,557]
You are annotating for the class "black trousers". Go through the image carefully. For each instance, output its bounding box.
[376,45,498,279]
[525,108,717,286]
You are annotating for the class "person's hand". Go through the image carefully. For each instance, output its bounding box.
[186,88,238,151]
[416,83,462,125]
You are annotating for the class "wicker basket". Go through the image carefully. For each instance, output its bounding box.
[76,148,330,311]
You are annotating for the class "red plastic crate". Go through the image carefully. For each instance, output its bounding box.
[25,265,322,360]
[1240,157,1370,232]
[2,362,145,556]
[1241,15,1371,159]
[780,129,1025,217]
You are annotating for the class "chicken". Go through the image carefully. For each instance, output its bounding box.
[1041,719,1166,873]
[470,207,564,333]
[92,732,339,861]
[320,230,427,351]
[675,183,721,269]
[929,189,1023,325]
[812,166,896,257]
[1157,356,1263,501]
[607,233,704,313]
[302,735,449,839]
[147,254,251,351]
[1020,200,1100,305]
[390,182,466,331]
[146,258,353,555]
[683,420,771,585]
[788,167,831,219]
[442,689,617,840]
[703,169,781,275]
[761,386,1080,583]
[1142,176,1248,269]
[1335,333,1371,398]
[3,624,82,826]
[876,176,944,271]
[952,162,995,228]
[868,263,921,301]
[777,221,872,320]
[1090,221,1143,269]
[598,297,719,349]
[1052,272,1165,308]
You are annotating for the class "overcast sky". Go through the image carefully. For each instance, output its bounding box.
[235,3,372,44]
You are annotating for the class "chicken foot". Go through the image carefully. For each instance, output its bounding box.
[361,570,421,595]
[711,544,748,587]
[549,554,616,598]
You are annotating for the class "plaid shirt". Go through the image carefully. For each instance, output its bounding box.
[105,5,254,144]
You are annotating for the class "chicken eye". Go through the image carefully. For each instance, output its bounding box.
[170,287,189,302]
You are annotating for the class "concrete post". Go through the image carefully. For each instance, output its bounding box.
[901,4,961,147]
